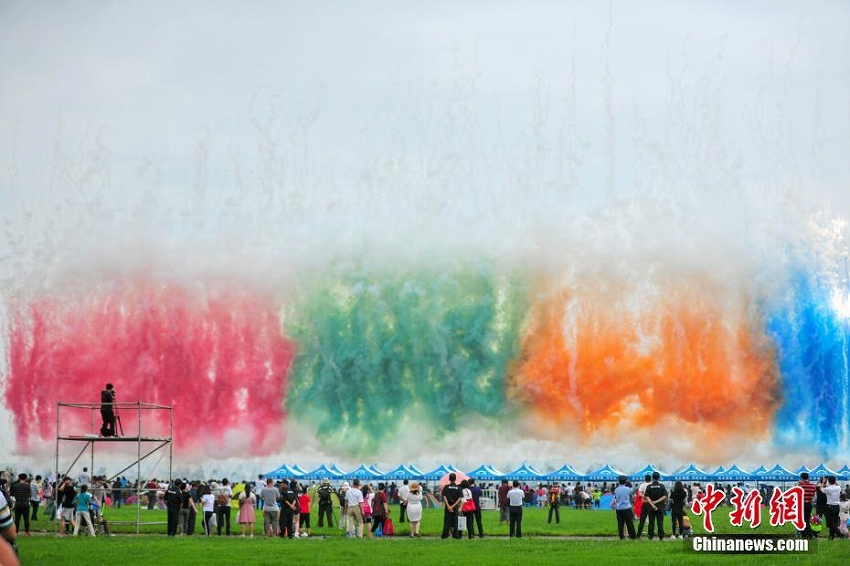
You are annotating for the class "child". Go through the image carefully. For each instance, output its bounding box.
[680,514,694,539]
[838,493,849,539]
[298,487,311,537]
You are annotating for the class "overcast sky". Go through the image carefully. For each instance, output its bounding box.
[2,0,850,472]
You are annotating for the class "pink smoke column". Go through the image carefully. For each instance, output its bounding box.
[4,283,294,457]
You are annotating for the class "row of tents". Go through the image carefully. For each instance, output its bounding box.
[264,462,850,483]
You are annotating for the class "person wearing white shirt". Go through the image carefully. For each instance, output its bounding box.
[397,480,410,523]
[507,481,524,538]
[344,479,364,539]
[77,468,91,488]
[823,476,842,540]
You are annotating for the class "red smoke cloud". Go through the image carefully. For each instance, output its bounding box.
[4,283,294,457]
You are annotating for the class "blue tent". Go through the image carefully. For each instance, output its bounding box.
[383,464,422,481]
[712,464,751,483]
[504,463,544,482]
[808,463,837,478]
[265,463,304,480]
[406,464,426,478]
[347,464,381,480]
[330,464,347,477]
[748,465,768,481]
[466,464,504,481]
[292,464,309,476]
[837,465,850,481]
[302,464,344,481]
[759,464,797,482]
[585,464,625,482]
[544,464,584,483]
[668,463,711,482]
[423,464,456,481]
[793,465,811,477]
[628,464,667,482]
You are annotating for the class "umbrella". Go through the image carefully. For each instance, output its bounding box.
[438,471,469,490]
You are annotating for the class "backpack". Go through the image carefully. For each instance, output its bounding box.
[217,490,229,506]
[318,485,332,502]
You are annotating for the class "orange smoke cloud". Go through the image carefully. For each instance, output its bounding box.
[509,281,781,455]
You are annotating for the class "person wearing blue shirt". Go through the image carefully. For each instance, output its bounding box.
[72,485,96,536]
[613,475,636,540]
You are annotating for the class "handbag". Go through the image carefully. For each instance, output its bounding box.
[462,498,476,513]
[457,515,467,531]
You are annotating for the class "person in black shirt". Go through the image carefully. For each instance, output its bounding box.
[100,384,117,437]
[165,480,182,536]
[9,475,31,537]
[58,478,77,536]
[316,479,334,527]
[644,472,668,540]
[440,473,462,539]
[279,481,297,538]
[669,481,687,538]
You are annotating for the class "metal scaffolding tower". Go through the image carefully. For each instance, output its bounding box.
[55,401,173,534]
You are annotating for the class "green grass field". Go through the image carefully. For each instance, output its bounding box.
[15,503,847,565]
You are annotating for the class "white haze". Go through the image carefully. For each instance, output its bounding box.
[1,0,849,476]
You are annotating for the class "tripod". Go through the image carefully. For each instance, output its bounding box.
[114,407,124,437]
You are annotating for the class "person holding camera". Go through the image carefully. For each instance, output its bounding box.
[100,384,117,437]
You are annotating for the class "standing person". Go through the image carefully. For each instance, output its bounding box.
[100,383,117,437]
[0,485,20,566]
[370,483,388,537]
[260,479,280,537]
[613,475,636,539]
[279,480,297,539]
[406,482,423,538]
[669,481,687,539]
[338,482,350,533]
[297,485,311,537]
[58,477,77,537]
[397,479,410,524]
[547,483,561,524]
[469,479,484,538]
[178,481,196,536]
[497,480,510,523]
[460,480,475,540]
[344,479,364,539]
[237,484,257,537]
[29,476,41,522]
[823,476,842,540]
[42,478,54,521]
[72,485,96,536]
[440,473,462,540]
[798,472,817,539]
[164,480,182,536]
[76,468,91,489]
[507,480,524,538]
[200,485,215,536]
[215,479,233,536]
[316,479,334,528]
[644,472,668,540]
[9,475,31,537]
[634,474,652,538]
[815,477,828,525]
[837,493,850,539]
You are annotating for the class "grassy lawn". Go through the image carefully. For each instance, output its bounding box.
[16,504,847,565]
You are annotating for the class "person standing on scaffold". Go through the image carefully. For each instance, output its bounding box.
[100,383,117,437]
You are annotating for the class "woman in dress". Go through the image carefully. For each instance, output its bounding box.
[406,481,423,537]
[200,484,215,536]
[238,484,257,537]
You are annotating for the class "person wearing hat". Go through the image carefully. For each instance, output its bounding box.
[316,479,334,528]
[612,475,636,539]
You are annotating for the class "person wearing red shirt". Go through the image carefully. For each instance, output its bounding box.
[798,472,817,539]
[297,489,311,537]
